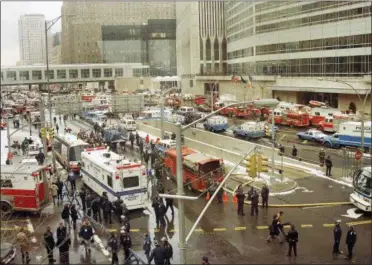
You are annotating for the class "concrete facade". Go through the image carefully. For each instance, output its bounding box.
[114,77,158,92]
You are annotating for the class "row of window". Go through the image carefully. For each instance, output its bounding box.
[227,55,371,77]
[227,18,253,36]
[227,47,254,60]
[255,1,293,13]
[256,7,371,34]
[227,27,253,42]
[226,6,253,28]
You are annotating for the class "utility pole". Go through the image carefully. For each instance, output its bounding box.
[6,117,11,155]
[271,107,275,178]
[40,96,48,155]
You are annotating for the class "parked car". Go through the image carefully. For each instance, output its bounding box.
[0,242,16,265]
[296,129,327,143]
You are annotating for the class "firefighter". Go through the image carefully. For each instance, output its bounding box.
[120,230,132,263]
[235,185,246,216]
[106,232,119,265]
[152,196,161,226]
[70,204,79,230]
[261,184,269,208]
[165,189,174,215]
[287,224,299,257]
[292,145,298,158]
[114,196,124,222]
[333,220,342,256]
[319,148,326,167]
[15,227,31,264]
[325,156,333,176]
[158,200,166,227]
[251,190,259,216]
[44,226,56,264]
[143,233,152,262]
[149,240,165,265]
[345,226,357,260]
[91,196,102,222]
[79,187,86,212]
[103,197,113,225]
[129,132,135,148]
[162,237,173,265]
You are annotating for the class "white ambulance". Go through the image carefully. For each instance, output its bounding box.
[80,147,149,210]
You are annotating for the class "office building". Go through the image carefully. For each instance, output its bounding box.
[18,14,46,65]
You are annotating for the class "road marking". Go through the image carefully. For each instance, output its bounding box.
[301,224,313,228]
[256,226,269,230]
[234,226,247,231]
[346,220,372,226]
[195,228,204,232]
[169,229,177,232]
[130,229,140,232]
[213,228,227,232]
[323,224,334,227]
[153,228,160,232]
[108,228,117,232]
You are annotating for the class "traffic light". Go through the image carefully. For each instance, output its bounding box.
[48,127,55,139]
[40,127,47,139]
[265,125,271,137]
[257,155,269,173]
[246,155,257,178]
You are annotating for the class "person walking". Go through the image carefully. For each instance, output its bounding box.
[145,134,150,144]
[61,204,71,230]
[165,190,174,215]
[216,185,223,204]
[149,240,165,265]
[144,150,150,166]
[333,220,342,256]
[267,214,280,243]
[56,124,59,134]
[325,156,333,176]
[57,230,71,265]
[235,185,246,216]
[85,192,93,217]
[292,145,298,158]
[129,132,135,149]
[158,200,166,227]
[114,196,124,223]
[67,170,76,191]
[143,233,152,262]
[275,211,289,243]
[202,256,211,265]
[250,190,259,216]
[345,226,357,260]
[261,184,269,208]
[287,224,299,257]
[103,198,113,225]
[50,182,59,206]
[162,237,173,265]
[106,233,119,265]
[139,140,144,156]
[120,230,132,263]
[135,131,140,146]
[43,226,56,264]
[152,196,161,226]
[70,204,78,230]
[79,187,86,212]
[15,227,31,264]
[91,196,102,222]
[56,179,64,204]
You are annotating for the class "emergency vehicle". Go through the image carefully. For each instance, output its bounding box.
[203,116,228,132]
[233,121,266,140]
[234,106,262,119]
[1,160,52,214]
[138,108,172,120]
[322,121,371,150]
[271,104,310,127]
[164,96,181,108]
[164,147,225,192]
[318,112,356,133]
[0,119,6,130]
[1,107,14,119]
[53,133,89,173]
[309,107,338,126]
[80,147,148,210]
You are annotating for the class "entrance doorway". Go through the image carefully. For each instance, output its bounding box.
[298,92,338,108]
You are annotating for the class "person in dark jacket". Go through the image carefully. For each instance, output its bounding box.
[144,150,150,166]
[67,170,76,191]
[279,144,285,155]
[57,234,71,265]
[56,222,67,241]
[162,237,173,265]
[250,190,259,216]
[36,150,45,165]
[43,226,56,264]
[202,256,211,265]
[267,214,280,242]
[135,131,140,146]
[61,204,71,229]
[70,204,78,230]
[165,190,174,215]
[158,200,166,227]
[151,152,156,167]
[333,220,342,255]
[149,240,165,265]
[247,187,254,201]
[158,183,165,194]
[113,196,124,222]
[85,192,93,217]
[56,179,64,204]
[91,197,102,222]
[152,196,161,226]
[261,185,269,208]
[235,185,245,216]
[292,145,297,158]
[139,140,144,156]
[120,230,132,262]
[143,233,152,262]
[345,226,357,260]
[129,132,135,148]
[106,233,119,265]
[287,224,299,257]
[79,187,86,212]
[102,198,113,225]
[325,156,333,176]
[216,186,223,204]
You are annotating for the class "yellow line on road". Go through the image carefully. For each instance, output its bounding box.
[346,220,372,226]
[234,226,247,231]
[169,229,177,232]
[108,228,117,232]
[213,228,227,232]
[195,228,204,232]
[256,226,269,230]
[283,225,291,229]
[323,224,334,227]
[301,224,313,228]
[153,228,160,232]
[130,229,140,232]
[1,227,17,231]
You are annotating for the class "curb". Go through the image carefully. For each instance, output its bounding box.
[223,188,352,207]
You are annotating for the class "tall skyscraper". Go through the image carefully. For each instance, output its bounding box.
[18,14,46,65]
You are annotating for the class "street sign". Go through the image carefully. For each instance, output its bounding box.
[355,150,362,160]
[111,94,145,113]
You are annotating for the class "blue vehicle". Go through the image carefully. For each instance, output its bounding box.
[233,121,266,140]
[296,129,327,143]
[323,121,371,150]
[155,139,176,155]
[103,129,128,144]
[203,116,228,132]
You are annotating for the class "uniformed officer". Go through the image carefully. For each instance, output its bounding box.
[103,198,113,225]
[235,185,246,216]
[158,200,166,227]
[287,224,299,257]
[333,220,342,255]
[250,190,259,216]
[345,226,357,260]
[120,230,132,262]
[106,232,119,265]
[113,196,124,223]
[152,196,161,226]
[261,185,269,208]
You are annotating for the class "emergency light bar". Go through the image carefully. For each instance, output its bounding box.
[116,164,140,170]
[84,146,106,152]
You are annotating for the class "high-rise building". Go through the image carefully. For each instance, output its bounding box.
[61,1,176,71]
[18,14,46,65]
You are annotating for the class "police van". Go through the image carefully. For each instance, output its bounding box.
[80,147,149,210]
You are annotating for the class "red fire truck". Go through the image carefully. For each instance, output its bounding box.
[318,112,356,133]
[194,95,207,105]
[271,105,310,127]
[309,107,338,126]
[164,147,225,192]
[1,160,52,214]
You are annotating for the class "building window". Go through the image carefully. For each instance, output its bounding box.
[45,70,54,80]
[6,71,17,80]
[57,70,66,79]
[115,68,123,77]
[19,71,30,80]
[32,70,42,80]
[107,175,113,188]
[81,69,90,78]
[104,68,112,77]
[92,69,101,78]
[69,69,78,79]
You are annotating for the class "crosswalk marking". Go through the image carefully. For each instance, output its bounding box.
[256,226,269,230]
[301,224,313,228]
[195,228,204,232]
[213,228,227,232]
[323,224,334,227]
[234,226,247,231]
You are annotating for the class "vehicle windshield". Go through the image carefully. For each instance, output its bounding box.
[354,169,372,197]
[200,160,223,179]
[69,145,88,161]
[314,132,324,137]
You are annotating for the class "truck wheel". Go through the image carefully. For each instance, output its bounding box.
[0,202,12,216]
[186,180,193,192]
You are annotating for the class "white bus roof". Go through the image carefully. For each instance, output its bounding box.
[55,133,89,146]
[81,147,141,174]
[341,121,371,127]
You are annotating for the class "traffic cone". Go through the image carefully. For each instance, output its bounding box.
[206,192,210,201]
[223,192,228,202]
[233,195,237,204]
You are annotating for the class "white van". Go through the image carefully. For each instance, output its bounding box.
[177,106,195,116]
[121,118,136,131]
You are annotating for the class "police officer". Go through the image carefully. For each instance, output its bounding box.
[152,196,161,226]
[261,185,269,208]
[91,196,102,222]
[121,216,130,233]
[287,224,299,257]
[235,185,246,216]
[325,156,333,176]
[251,190,259,216]
[120,230,132,263]
[319,148,326,167]
[165,189,174,215]
[162,237,173,265]
[158,200,166,227]
[345,226,357,260]
[149,240,165,265]
[103,198,113,225]
[79,187,86,212]
[43,226,56,264]
[333,220,342,256]
[114,196,124,223]
[292,145,298,158]
[143,233,152,262]
[106,232,119,265]
[247,187,254,201]
[85,192,93,217]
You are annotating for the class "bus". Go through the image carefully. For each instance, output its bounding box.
[80,147,149,210]
[53,133,89,173]
[350,167,371,212]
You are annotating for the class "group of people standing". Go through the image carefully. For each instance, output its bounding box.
[235,185,270,217]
